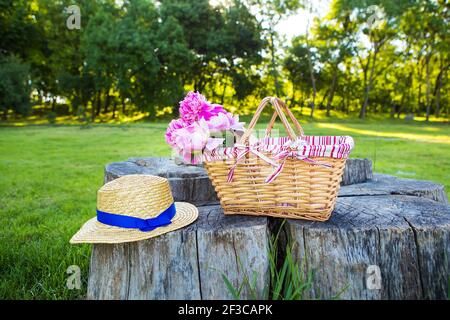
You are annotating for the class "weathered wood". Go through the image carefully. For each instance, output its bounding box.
[105,158,373,207]
[105,157,218,206]
[339,173,448,204]
[87,205,269,300]
[286,195,450,300]
[87,243,130,299]
[127,228,201,300]
[341,158,373,186]
[196,206,269,299]
[89,156,450,300]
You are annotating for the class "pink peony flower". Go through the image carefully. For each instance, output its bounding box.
[208,112,245,132]
[171,118,210,164]
[166,91,246,164]
[179,91,226,123]
[205,137,225,151]
[165,118,187,147]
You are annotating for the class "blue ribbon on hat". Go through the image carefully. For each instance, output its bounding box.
[96,203,176,232]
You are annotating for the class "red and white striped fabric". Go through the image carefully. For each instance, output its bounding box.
[203,135,354,162]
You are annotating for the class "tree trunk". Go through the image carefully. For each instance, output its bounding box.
[104,93,110,114]
[320,88,330,107]
[121,97,126,115]
[269,30,280,96]
[446,71,449,119]
[95,90,102,117]
[195,76,207,94]
[390,104,396,118]
[91,98,96,121]
[342,85,348,114]
[358,54,370,119]
[434,82,441,118]
[433,60,445,118]
[326,70,337,117]
[289,82,296,109]
[112,100,117,119]
[396,91,406,119]
[360,47,378,119]
[307,48,316,118]
[51,97,56,112]
[425,53,432,121]
[416,57,424,116]
[389,73,401,118]
[360,88,370,119]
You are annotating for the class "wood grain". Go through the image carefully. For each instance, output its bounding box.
[286,195,450,299]
[87,205,269,300]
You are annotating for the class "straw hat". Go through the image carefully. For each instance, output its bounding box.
[70,174,198,244]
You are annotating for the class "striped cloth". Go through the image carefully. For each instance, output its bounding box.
[203,135,354,162]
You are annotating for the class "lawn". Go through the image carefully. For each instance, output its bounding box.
[0,119,449,299]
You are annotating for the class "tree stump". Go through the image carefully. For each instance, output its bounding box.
[341,158,373,186]
[105,157,219,206]
[87,205,269,300]
[104,157,373,206]
[87,157,450,300]
[286,195,450,300]
[340,173,448,204]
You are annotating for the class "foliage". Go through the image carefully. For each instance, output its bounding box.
[0,0,449,120]
[221,220,348,300]
[267,221,314,300]
[0,54,31,119]
[220,220,315,300]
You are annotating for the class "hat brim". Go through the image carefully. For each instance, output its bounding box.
[70,202,198,244]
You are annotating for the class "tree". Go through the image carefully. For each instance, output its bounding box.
[1,0,448,120]
[212,0,264,103]
[160,0,223,94]
[284,36,318,113]
[314,12,357,117]
[0,55,31,119]
[246,0,303,96]
[81,0,118,119]
[332,0,418,118]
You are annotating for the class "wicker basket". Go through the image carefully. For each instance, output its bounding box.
[204,97,354,221]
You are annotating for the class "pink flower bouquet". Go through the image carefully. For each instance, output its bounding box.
[166,92,244,164]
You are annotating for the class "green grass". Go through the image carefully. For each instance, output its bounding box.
[221,221,315,300]
[0,119,449,299]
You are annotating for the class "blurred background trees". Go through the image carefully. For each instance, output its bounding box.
[0,0,448,121]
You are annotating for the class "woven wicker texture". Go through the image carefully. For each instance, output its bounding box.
[70,174,198,244]
[205,97,350,221]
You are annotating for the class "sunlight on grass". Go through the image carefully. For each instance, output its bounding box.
[316,123,450,144]
[0,112,153,126]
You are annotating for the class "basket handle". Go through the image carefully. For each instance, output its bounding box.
[265,98,304,137]
[240,97,297,145]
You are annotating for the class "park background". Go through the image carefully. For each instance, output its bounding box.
[0,0,449,299]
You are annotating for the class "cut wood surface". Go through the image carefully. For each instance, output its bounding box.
[340,173,448,204]
[88,157,450,300]
[87,205,269,300]
[105,157,373,206]
[105,157,218,206]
